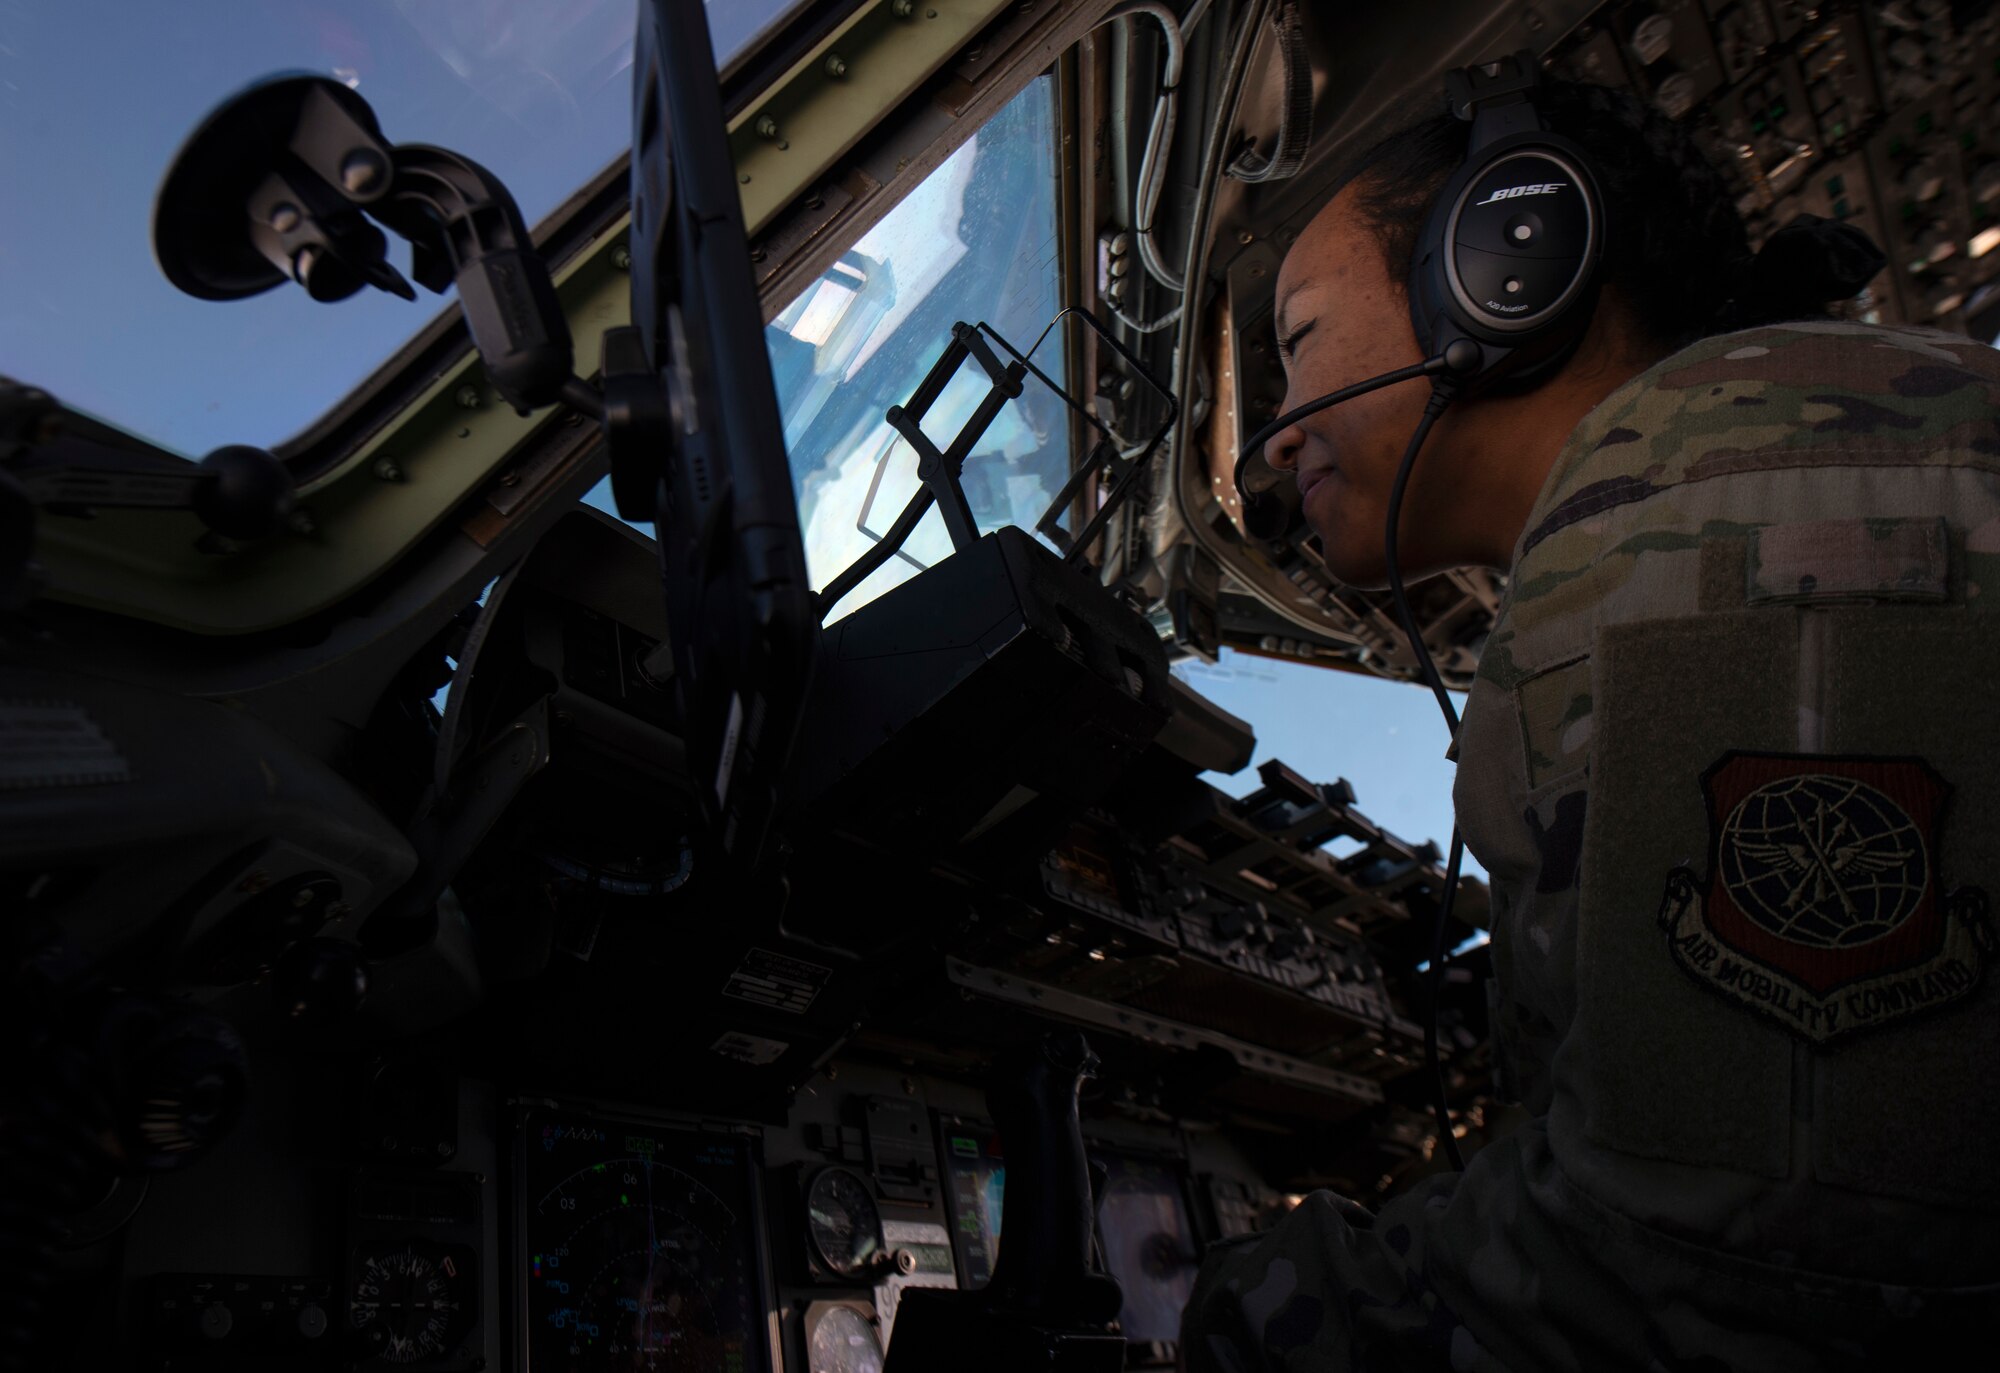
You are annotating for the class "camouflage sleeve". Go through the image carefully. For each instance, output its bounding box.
[1178,1182,1515,1373]
[1180,1195,1371,1373]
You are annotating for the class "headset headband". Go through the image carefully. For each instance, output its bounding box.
[1409,50,1604,391]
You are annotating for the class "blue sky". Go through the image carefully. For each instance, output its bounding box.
[1174,650,1478,878]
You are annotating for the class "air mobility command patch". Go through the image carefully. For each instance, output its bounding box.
[1658,753,1992,1043]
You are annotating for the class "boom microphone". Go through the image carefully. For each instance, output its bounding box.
[1232,338,1481,536]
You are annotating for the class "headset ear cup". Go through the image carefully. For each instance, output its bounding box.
[1408,157,1482,364]
[1410,129,1603,395]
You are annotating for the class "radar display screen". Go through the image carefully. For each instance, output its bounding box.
[937,1120,1005,1291]
[1094,1153,1200,1345]
[517,1108,769,1372]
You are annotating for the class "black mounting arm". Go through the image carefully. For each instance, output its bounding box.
[369,145,593,416]
[888,321,1027,554]
[1,379,296,614]
[814,308,1178,623]
[154,74,597,417]
[7,76,599,615]
[813,321,1026,620]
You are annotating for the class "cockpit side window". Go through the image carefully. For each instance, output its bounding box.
[586,74,1071,621]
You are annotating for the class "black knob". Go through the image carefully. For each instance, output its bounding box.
[271,937,369,1031]
[194,445,294,540]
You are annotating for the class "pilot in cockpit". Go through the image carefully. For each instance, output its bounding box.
[13,7,2000,1372]
[1184,71,2000,1373]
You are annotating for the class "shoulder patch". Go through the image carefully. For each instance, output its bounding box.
[1658,752,1991,1043]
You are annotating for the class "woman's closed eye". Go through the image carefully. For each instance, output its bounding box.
[1277,318,1316,363]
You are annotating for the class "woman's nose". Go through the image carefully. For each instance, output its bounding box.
[1265,418,1306,474]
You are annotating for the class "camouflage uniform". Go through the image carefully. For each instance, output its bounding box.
[1184,320,2000,1371]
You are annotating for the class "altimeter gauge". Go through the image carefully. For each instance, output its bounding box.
[806,1166,886,1278]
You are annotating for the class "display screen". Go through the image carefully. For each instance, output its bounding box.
[939,1127,1200,1347]
[1095,1154,1200,1345]
[937,1120,1006,1291]
[518,1109,768,1372]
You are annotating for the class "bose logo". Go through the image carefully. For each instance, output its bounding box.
[1475,182,1566,205]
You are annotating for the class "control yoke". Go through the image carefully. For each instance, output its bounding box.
[884,1030,1126,1372]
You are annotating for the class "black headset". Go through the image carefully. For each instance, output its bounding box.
[1234,49,1604,535]
[1230,51,1604,1172]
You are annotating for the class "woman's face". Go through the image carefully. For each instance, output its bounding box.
[1263,186,1451,587]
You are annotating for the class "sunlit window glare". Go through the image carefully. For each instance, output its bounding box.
[588,75,1069,623]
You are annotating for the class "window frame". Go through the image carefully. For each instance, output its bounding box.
[30,0,1121,638]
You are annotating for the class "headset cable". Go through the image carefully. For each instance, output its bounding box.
[1382,380,1469,1173]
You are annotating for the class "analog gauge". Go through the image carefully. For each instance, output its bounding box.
[806,1167,885,1278]
[347,1242,472,1365]
[806,1303,884,1373]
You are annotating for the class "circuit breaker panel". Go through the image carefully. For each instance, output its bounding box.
[1552,1,2000,336]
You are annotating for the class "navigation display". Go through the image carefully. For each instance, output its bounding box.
[937,1119,1006,1291]
[1095,1154,1200,1345]
[517,1108,768,1372]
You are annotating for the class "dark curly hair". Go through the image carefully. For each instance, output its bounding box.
[1333,79,1825,351]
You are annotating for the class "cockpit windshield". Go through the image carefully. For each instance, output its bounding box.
[0,0,799,459]
[585,75,1071,621]
[768,76,1069,617]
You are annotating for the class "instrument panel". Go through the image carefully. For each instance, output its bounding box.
[514,1108,772,1372]
[1556,0,2000,337]
[73,506,1472,1373]
[496,1078,1244,1371]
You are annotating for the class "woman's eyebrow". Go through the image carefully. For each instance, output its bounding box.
[1273,281,1308,339]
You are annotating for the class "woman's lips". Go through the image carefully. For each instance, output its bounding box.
[1298,466,1334,502]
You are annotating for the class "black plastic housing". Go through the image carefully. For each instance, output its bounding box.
[790,526,1173,869]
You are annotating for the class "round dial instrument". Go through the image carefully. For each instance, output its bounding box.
[347,1243,471,1365]
[805,1167,884,1278]
[806,1303,884,1373]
